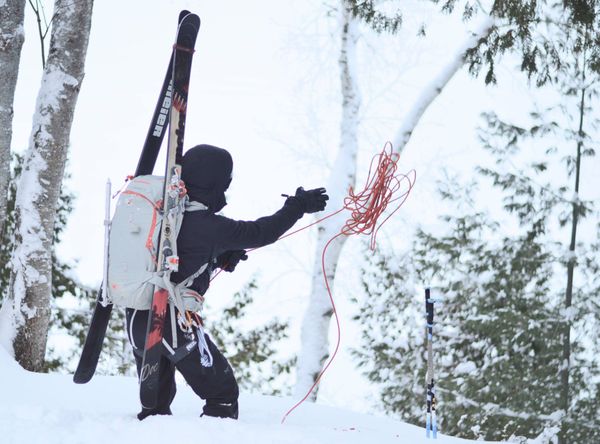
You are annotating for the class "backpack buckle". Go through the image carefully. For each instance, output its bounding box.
[166,255,179,272]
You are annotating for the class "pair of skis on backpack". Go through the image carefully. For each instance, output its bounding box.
[74,10,201,410]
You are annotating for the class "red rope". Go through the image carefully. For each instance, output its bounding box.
[342,142,416,250]
[208,143,416,421]
[281,142,416,423]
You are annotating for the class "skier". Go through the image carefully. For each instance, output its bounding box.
[126,144,329,420]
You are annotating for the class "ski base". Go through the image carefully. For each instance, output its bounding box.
[139,289,169,408]
[138,11,200,409]
[73,292,111,384]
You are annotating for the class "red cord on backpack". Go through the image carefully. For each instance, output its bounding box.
[280,142,416,423]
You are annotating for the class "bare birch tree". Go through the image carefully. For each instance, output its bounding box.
[0,0,26,237]
[294,2,495,398]
[0,0,94,371]
[295,2,360,399]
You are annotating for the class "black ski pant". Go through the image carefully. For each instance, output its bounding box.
[125,307,239,420]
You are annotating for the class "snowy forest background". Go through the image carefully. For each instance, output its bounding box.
[1,1,600,443]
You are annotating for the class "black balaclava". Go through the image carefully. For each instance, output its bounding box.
[181,144,233,213]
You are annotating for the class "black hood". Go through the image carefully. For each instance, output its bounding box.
[181,144,233,213]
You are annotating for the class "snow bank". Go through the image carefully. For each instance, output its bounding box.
[0,349,504,443]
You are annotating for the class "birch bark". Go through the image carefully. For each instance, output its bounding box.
[295,2,360,399]
[0,0,26,237]
[0,0,93,371]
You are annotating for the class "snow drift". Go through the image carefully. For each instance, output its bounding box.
[0,346,503,443]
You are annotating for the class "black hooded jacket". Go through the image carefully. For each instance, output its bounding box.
[171,144,304,295]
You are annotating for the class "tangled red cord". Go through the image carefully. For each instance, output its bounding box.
[281,142,416,423]
[342,142,416,248]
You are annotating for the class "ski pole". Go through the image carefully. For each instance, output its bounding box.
[425,287,437,439]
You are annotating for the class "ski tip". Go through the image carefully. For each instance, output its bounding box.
[72,372,92,384]
[179,11,200,29]
[179,10,200,22]
[190,14,201,29]
[178,10,194,24]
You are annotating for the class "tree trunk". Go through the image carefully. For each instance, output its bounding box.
[0,0,26,238]
[1,0,93,371]
[295,2,360,399]
[558,74,586,444]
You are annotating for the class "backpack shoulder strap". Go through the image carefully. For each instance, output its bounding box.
[165,262,209,322]
[185,200,208,212]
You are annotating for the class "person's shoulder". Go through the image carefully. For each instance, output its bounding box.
[185,210,236,224]
[211,213,239,225]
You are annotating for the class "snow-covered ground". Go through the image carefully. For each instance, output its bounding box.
[0,347,506,444]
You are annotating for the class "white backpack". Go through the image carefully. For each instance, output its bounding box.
[106,175,207,312]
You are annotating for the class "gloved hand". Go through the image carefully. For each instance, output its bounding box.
[290,187,329,214]
[216,249,248,272]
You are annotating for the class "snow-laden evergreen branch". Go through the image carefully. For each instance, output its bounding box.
[438,386,597,432]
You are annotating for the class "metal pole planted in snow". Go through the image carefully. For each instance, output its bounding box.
[425,287,437,439]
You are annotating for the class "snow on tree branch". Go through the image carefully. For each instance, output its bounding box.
[393,17,496,153]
